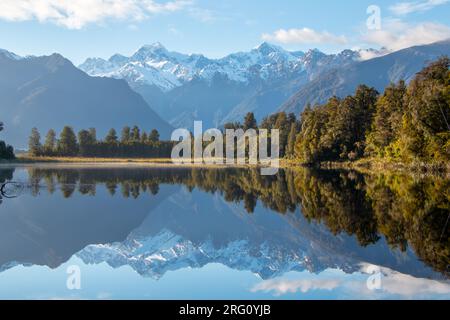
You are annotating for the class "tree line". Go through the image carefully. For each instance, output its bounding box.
[295,57,450,164]
[26,57,449,163]
[28,125,175,158]
[223,110,301,158]
[0,121,14,160]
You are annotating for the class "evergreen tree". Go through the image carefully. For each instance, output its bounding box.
[43,129,56,155]
[0,141,14,160]
[149,129,160,142]
[88,128,97,143]
[399,57,450,161]
[78,129,94,156]
[131,126,140,141]
[366,81,406,157]
[28,128,42,156]
[57,126,78,156]
[274,112,289,157]
[0,121,14,159]
[243,112,257,131]
[286,122,297,158]
[121,126,131,143]
[141,132,148,143]
[105,128,118,144]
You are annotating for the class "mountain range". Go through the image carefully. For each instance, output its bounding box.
[79,42,367,128]
[1,40,449,147]
[0,50,172,148]
[281,40,450,114]
[79,40,450,128]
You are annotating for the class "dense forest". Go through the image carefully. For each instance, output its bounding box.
[295,57,450,164]
[225,57,449,166]
[22,166,449,277]
[28,126,175,158]
[0,121,15,160]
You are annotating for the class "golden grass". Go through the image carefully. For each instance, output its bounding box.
[11,154,255,169]
[18,155,173,163]
[8,154,449,177]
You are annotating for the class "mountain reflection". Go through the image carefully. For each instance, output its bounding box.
[0,166,448,279]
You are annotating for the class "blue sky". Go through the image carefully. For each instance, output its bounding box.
[0,0,449,64]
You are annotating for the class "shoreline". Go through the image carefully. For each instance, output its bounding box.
[315,159,450,178]
[2,156,449,177]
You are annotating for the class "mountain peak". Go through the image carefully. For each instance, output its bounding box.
[0,48,22,60]
[109,53,128,65]
[140,42,167,52]
[132,42,170,61]
[254,42,284,55]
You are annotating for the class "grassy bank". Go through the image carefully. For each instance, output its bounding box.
[317,158,450,177]
[14,154,174,164]
[4,155,449,177]
[2,155,252,169]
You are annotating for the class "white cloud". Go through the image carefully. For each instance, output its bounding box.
[251,278,341,296]
[262,28,348,45]
[251,266,450,299]
[363,19,450,52]
[390,0,449,15]
[357,264,450,298]
[0,0,193,29]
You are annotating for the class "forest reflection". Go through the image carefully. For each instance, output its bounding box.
[2,166,449,278]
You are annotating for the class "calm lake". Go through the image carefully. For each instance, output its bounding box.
[0,164,449,300]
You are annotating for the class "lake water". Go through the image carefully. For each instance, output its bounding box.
[0,165,449,300]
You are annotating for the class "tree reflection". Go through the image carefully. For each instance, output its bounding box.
[0,168,15,205]
[16,166,450,277]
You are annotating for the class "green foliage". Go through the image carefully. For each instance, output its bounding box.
[243,112,257,131]
[28,127,43,156]
[131,126,140,142]
[286,122,298,158]
[33,126,174,158]
[0,141,14,160]
[121,126,131,143]
[149,129,160,143]
[105,128,118,144]
[261,112,298,157]
[0,121,14,159]
[78,129,96,156]
[43,129,57,156]
[295,57,450,165]
[57,126,78,156]
[398,57,450,162]
[366,81,406,158]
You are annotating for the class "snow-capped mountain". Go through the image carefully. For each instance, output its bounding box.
[79,42,361,93]
[77,229,316,280]
[78,41,448,129]
[79,42,366,128]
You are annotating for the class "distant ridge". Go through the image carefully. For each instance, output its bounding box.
[279,39,450,114]
[0,51,172,147]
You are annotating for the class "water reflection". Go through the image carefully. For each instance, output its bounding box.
[0,165,448,299]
